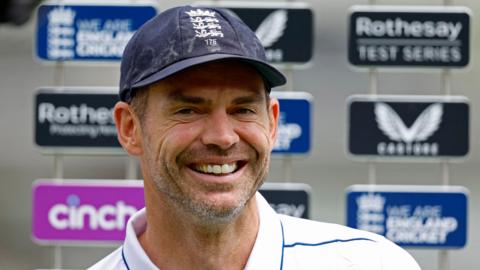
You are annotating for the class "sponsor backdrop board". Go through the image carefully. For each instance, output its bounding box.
[34,88,121,153]
[35,89,311,155]
[196,1,313,65]
[272,91,312,155]
[346,185,468,248]
[348,5,471,68]
[347,95,469,160]
[36,1,157,62]
[32,180,311,243]
[32,180,144,243]
[260,182,310,219]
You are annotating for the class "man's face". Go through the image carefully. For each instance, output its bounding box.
[138,61,279,223]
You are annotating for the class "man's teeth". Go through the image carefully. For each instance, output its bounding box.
[195,163,237,174]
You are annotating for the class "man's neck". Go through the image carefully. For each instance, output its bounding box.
[138,194,260,270]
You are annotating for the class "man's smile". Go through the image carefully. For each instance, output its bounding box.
[188,161,248,176]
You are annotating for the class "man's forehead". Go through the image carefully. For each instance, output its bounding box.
[172,60,264,81]
[147,60,268,97]
[163,85,266,104]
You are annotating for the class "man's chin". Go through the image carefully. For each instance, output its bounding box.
[184,195,251,224]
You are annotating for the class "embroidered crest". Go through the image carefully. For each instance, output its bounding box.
[186,9,224,41]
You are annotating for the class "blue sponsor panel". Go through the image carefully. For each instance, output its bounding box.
[346,185,468,248]
[36,3,157,61]
[271,91,312,155]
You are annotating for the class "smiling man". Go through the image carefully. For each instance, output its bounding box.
[89,5,420,270]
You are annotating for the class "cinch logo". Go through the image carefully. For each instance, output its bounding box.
[48,194,137,231]
[375,103,442,156]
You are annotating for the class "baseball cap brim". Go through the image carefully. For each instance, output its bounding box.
[125,53,286,100]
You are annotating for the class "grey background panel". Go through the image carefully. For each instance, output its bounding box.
[1,0,479,269]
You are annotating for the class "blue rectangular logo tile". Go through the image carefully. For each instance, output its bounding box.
[346,185,468,248]
[36,4,156,62]
[272,92,312,155]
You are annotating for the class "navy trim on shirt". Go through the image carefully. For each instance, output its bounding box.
[121,220,374,270]
[279,220,376,269]
[280,220,285,270]
[284,237,376,248]
[121,246,131,270]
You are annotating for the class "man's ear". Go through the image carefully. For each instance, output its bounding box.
[113,101,143,156]
[268,98,280,148]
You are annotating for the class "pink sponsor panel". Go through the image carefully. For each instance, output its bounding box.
[32,180,145,244]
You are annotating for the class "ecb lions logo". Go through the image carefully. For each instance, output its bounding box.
[374,103,443,156]
[47,7,76,59]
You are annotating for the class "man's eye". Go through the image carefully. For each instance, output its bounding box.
[176,108,196,115]
[235,108,256,115]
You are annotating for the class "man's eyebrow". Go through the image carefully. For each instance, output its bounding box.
[167,91,210,104]
[232,92,265,105]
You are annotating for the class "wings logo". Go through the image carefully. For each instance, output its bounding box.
[374,103,442,156]
[256,9,287,62]
[375,103,443,143]
[255,9,287,47]
[223,9,287,62]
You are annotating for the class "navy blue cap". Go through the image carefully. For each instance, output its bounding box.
[119,5,287,102]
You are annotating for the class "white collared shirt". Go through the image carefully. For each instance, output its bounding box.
[89,193,420,270]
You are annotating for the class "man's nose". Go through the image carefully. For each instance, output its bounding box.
[201,110,239,150]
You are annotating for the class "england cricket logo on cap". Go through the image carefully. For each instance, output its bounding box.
[186,9,224,51]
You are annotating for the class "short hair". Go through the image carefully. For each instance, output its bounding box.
[128,87,149,123]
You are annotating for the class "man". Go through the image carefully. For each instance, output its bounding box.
[90,5,420,270]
